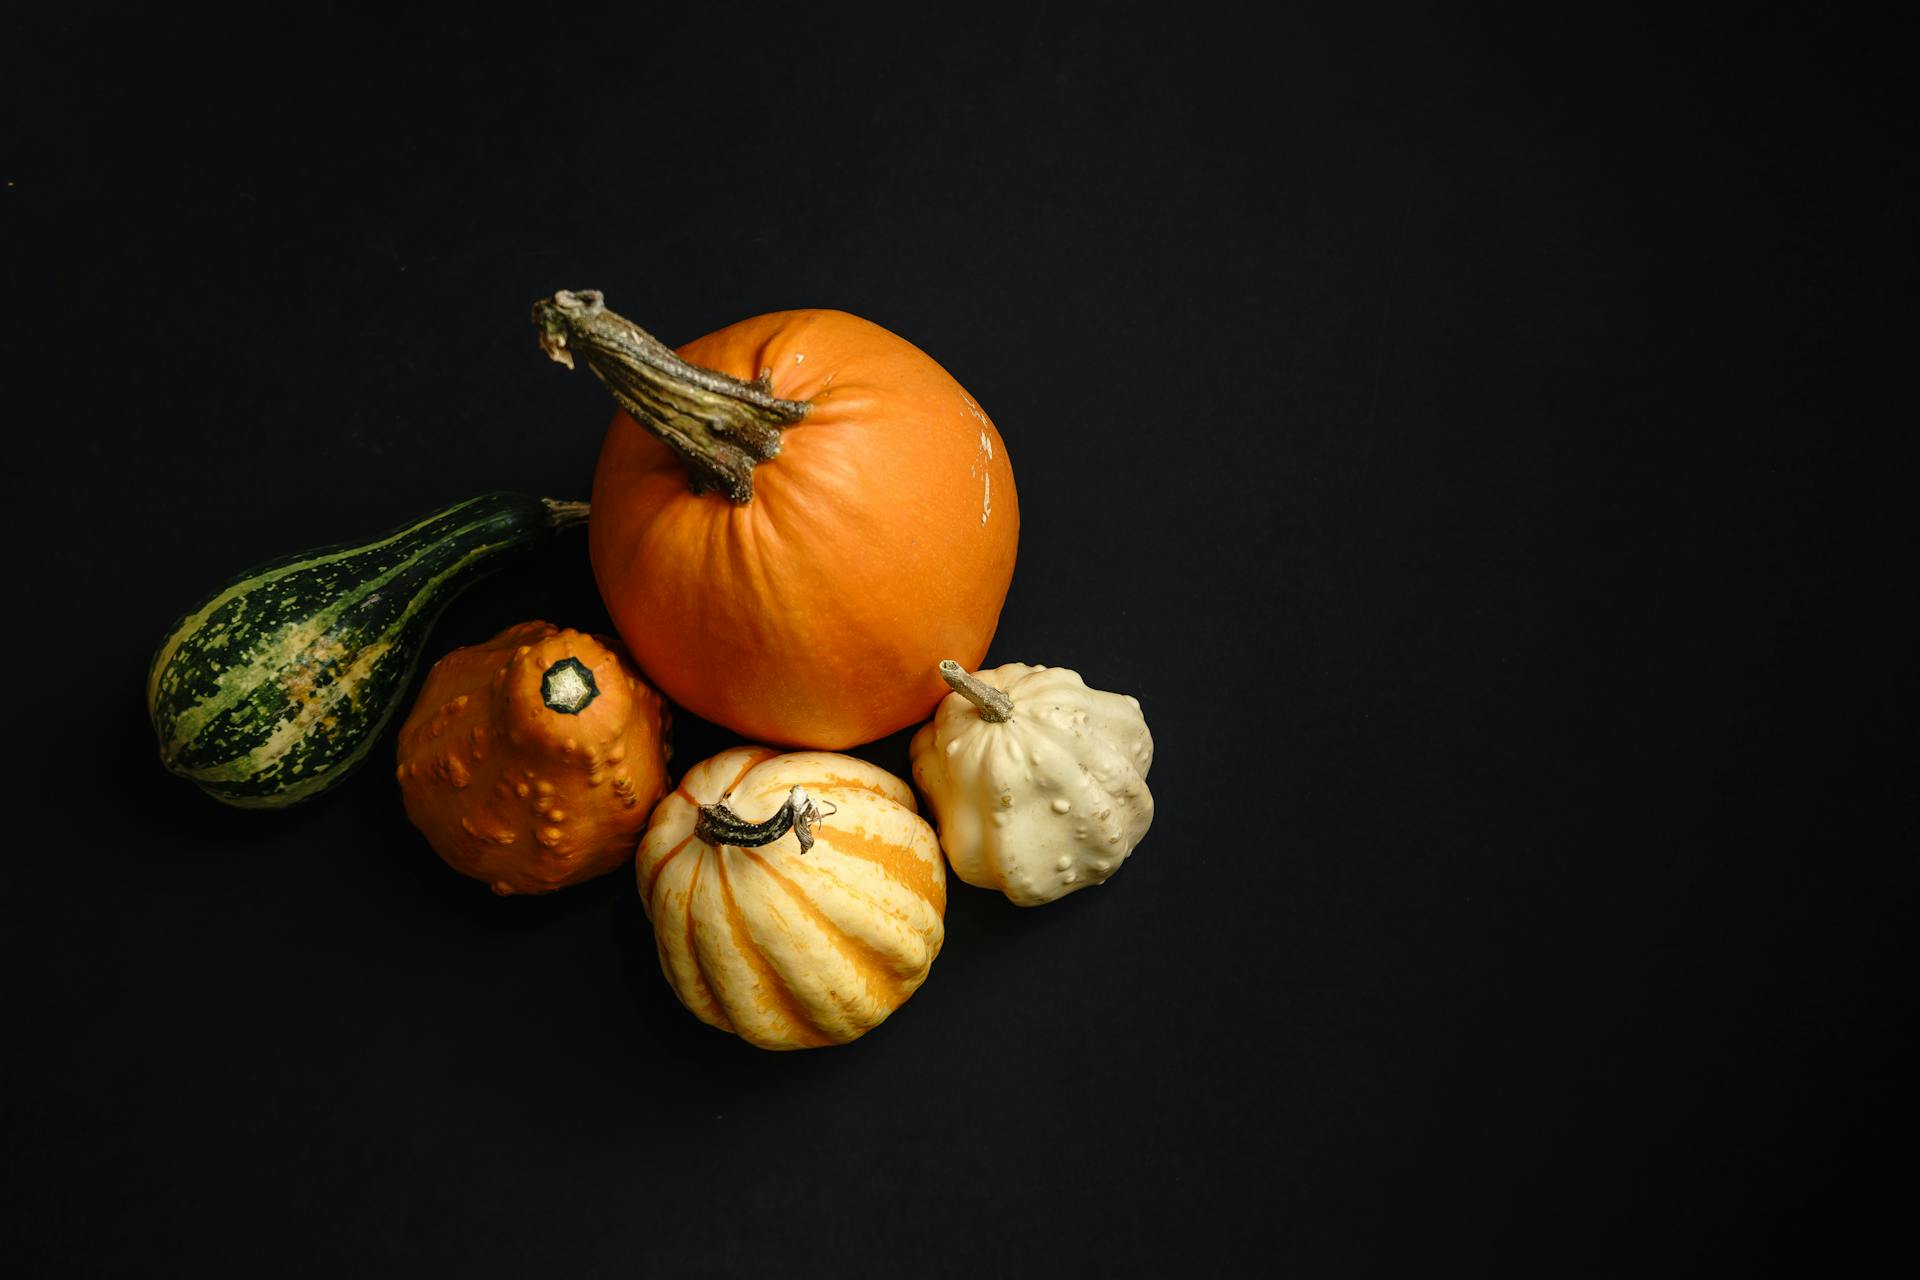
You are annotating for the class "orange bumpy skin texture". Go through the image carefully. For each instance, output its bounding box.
[589,309,1019,749]
[637,746,946,1050]
[396,620,672,895]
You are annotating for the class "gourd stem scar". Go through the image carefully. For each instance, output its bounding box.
[540,657,600,714]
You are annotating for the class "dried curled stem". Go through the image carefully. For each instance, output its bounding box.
[694,786,827,854]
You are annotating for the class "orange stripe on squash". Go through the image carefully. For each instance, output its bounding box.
[639,832,697,904]
[713,849,833,1049]
[816,824,945,917]
[744,849,911,1005]
[680,854,734,1033]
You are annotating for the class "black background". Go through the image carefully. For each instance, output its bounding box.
[2,8,1904,1276]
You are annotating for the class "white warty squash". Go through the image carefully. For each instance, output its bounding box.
[637,746,946,1050]
[910,661,1154,906]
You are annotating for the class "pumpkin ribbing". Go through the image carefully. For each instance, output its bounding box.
[638,747,947,1050]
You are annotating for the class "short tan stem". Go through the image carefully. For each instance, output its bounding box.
[540,499,591,529]
[939,660,1013,722]
[531,289,810,503]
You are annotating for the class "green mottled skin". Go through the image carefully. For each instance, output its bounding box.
[147,492,580,808]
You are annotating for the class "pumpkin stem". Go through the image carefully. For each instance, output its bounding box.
[939,660,1014,722]
[695,786,825,854]
[531,289,810,504]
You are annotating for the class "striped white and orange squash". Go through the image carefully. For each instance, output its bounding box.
[636,746,946,1050]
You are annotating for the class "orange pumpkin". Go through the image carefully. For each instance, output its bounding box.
[533,290,1019,750]
[395,620,672,895]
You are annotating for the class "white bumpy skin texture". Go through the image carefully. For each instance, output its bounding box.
[910,663,1154,906]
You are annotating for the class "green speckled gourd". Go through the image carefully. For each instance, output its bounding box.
[147,493,588,809]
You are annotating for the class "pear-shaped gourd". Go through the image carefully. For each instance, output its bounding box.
[147,493,588,809]
[909,661,1154,906]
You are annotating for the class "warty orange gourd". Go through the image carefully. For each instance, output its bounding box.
[396,620,671,895]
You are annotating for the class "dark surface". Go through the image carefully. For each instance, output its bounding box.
[2,10,1902,1277]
